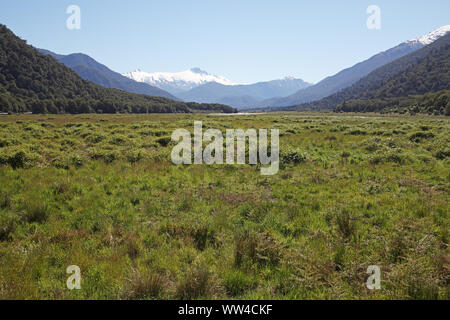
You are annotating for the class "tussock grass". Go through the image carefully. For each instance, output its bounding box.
[0,113,448,299]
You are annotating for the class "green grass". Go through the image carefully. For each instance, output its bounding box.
[0,113,448,300]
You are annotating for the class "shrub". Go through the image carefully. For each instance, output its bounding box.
[64,123,82,128]
[0,212,19,241]
[370,151,410,165]
[192,225,216,251]
[333,246,346,270]
[126,149,148,164]
[156,136,171,147]
[122,269,166,299]
[349,129,367,135]
[0,190,12,209]
[0,152,9,165]
[61,138,77,147]
[91,149,118,163]
[124,234,143,260]
[51,154,84,169]
[388,257,441,299]
[335,209,357,240]
[341,151,351,158]
[387,233,409,263]
[434,149,450,160]
[409,132,435,143]
[109,135,128,146]
[8,151,27,169]
[22,196,50,223]
[0,138,10,148]
[176,262,219,299]
[51,181,70,195]
[159,223,216,251]
[51,156,70,169]
[281,148,307,166]
[86,133,106,144]
[223,270,255,297]
[234,231,283,268]
[71,154,84,168]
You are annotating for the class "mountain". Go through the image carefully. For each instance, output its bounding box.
[287,32,450,114]
[0,25,236,114]
[38,49,178,100]
[177,77,311,109]
[406,25,450,45]
[123,68,233,95]
[264,25,450,108]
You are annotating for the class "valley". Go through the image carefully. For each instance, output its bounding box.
[0,3,449,303]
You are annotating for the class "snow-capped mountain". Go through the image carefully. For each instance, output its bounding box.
[123,68,234,95]
[407,25,450,45]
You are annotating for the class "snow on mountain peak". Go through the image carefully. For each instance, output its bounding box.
[123,68,234,94]
[407,25,450,45]
[190,67,208,75]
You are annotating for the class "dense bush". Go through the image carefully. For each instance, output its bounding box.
[280,147,307,166]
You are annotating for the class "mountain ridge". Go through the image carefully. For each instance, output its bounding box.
[38,49,178,100]
[285,32,450,114]
[264,25,450,108]
[178,77,311,109]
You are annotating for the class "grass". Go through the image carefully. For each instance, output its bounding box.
[0,112,448,300]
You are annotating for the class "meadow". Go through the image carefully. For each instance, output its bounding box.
[0,112,448,300]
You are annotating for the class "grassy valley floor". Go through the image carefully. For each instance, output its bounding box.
[0,113,448,299]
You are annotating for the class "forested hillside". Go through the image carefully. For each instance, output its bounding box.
[0,25,235,114]
[335,90,450,115]
[285,33,450,114]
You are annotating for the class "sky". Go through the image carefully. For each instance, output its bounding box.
[0,0,449,84]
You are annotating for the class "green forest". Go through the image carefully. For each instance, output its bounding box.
[335,90,450,115]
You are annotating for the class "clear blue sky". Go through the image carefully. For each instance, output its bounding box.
[0,0,449,84]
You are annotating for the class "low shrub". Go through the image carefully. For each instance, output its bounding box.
[109,135,128,146]
[234,231,283,268]
[0,190,12,209]
[223,270,256,297]
[123,270,167,299]
[281,147,307,166]
[335,209,357,240]
[434,149,450,160]
[156,136,171,147]
[0,212,19,241]
[8,150,28,169]
[409,132,435,143]
[176,262,220,299]
[22,196,50,223]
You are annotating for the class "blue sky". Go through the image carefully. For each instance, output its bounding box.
[0,0,449,84]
